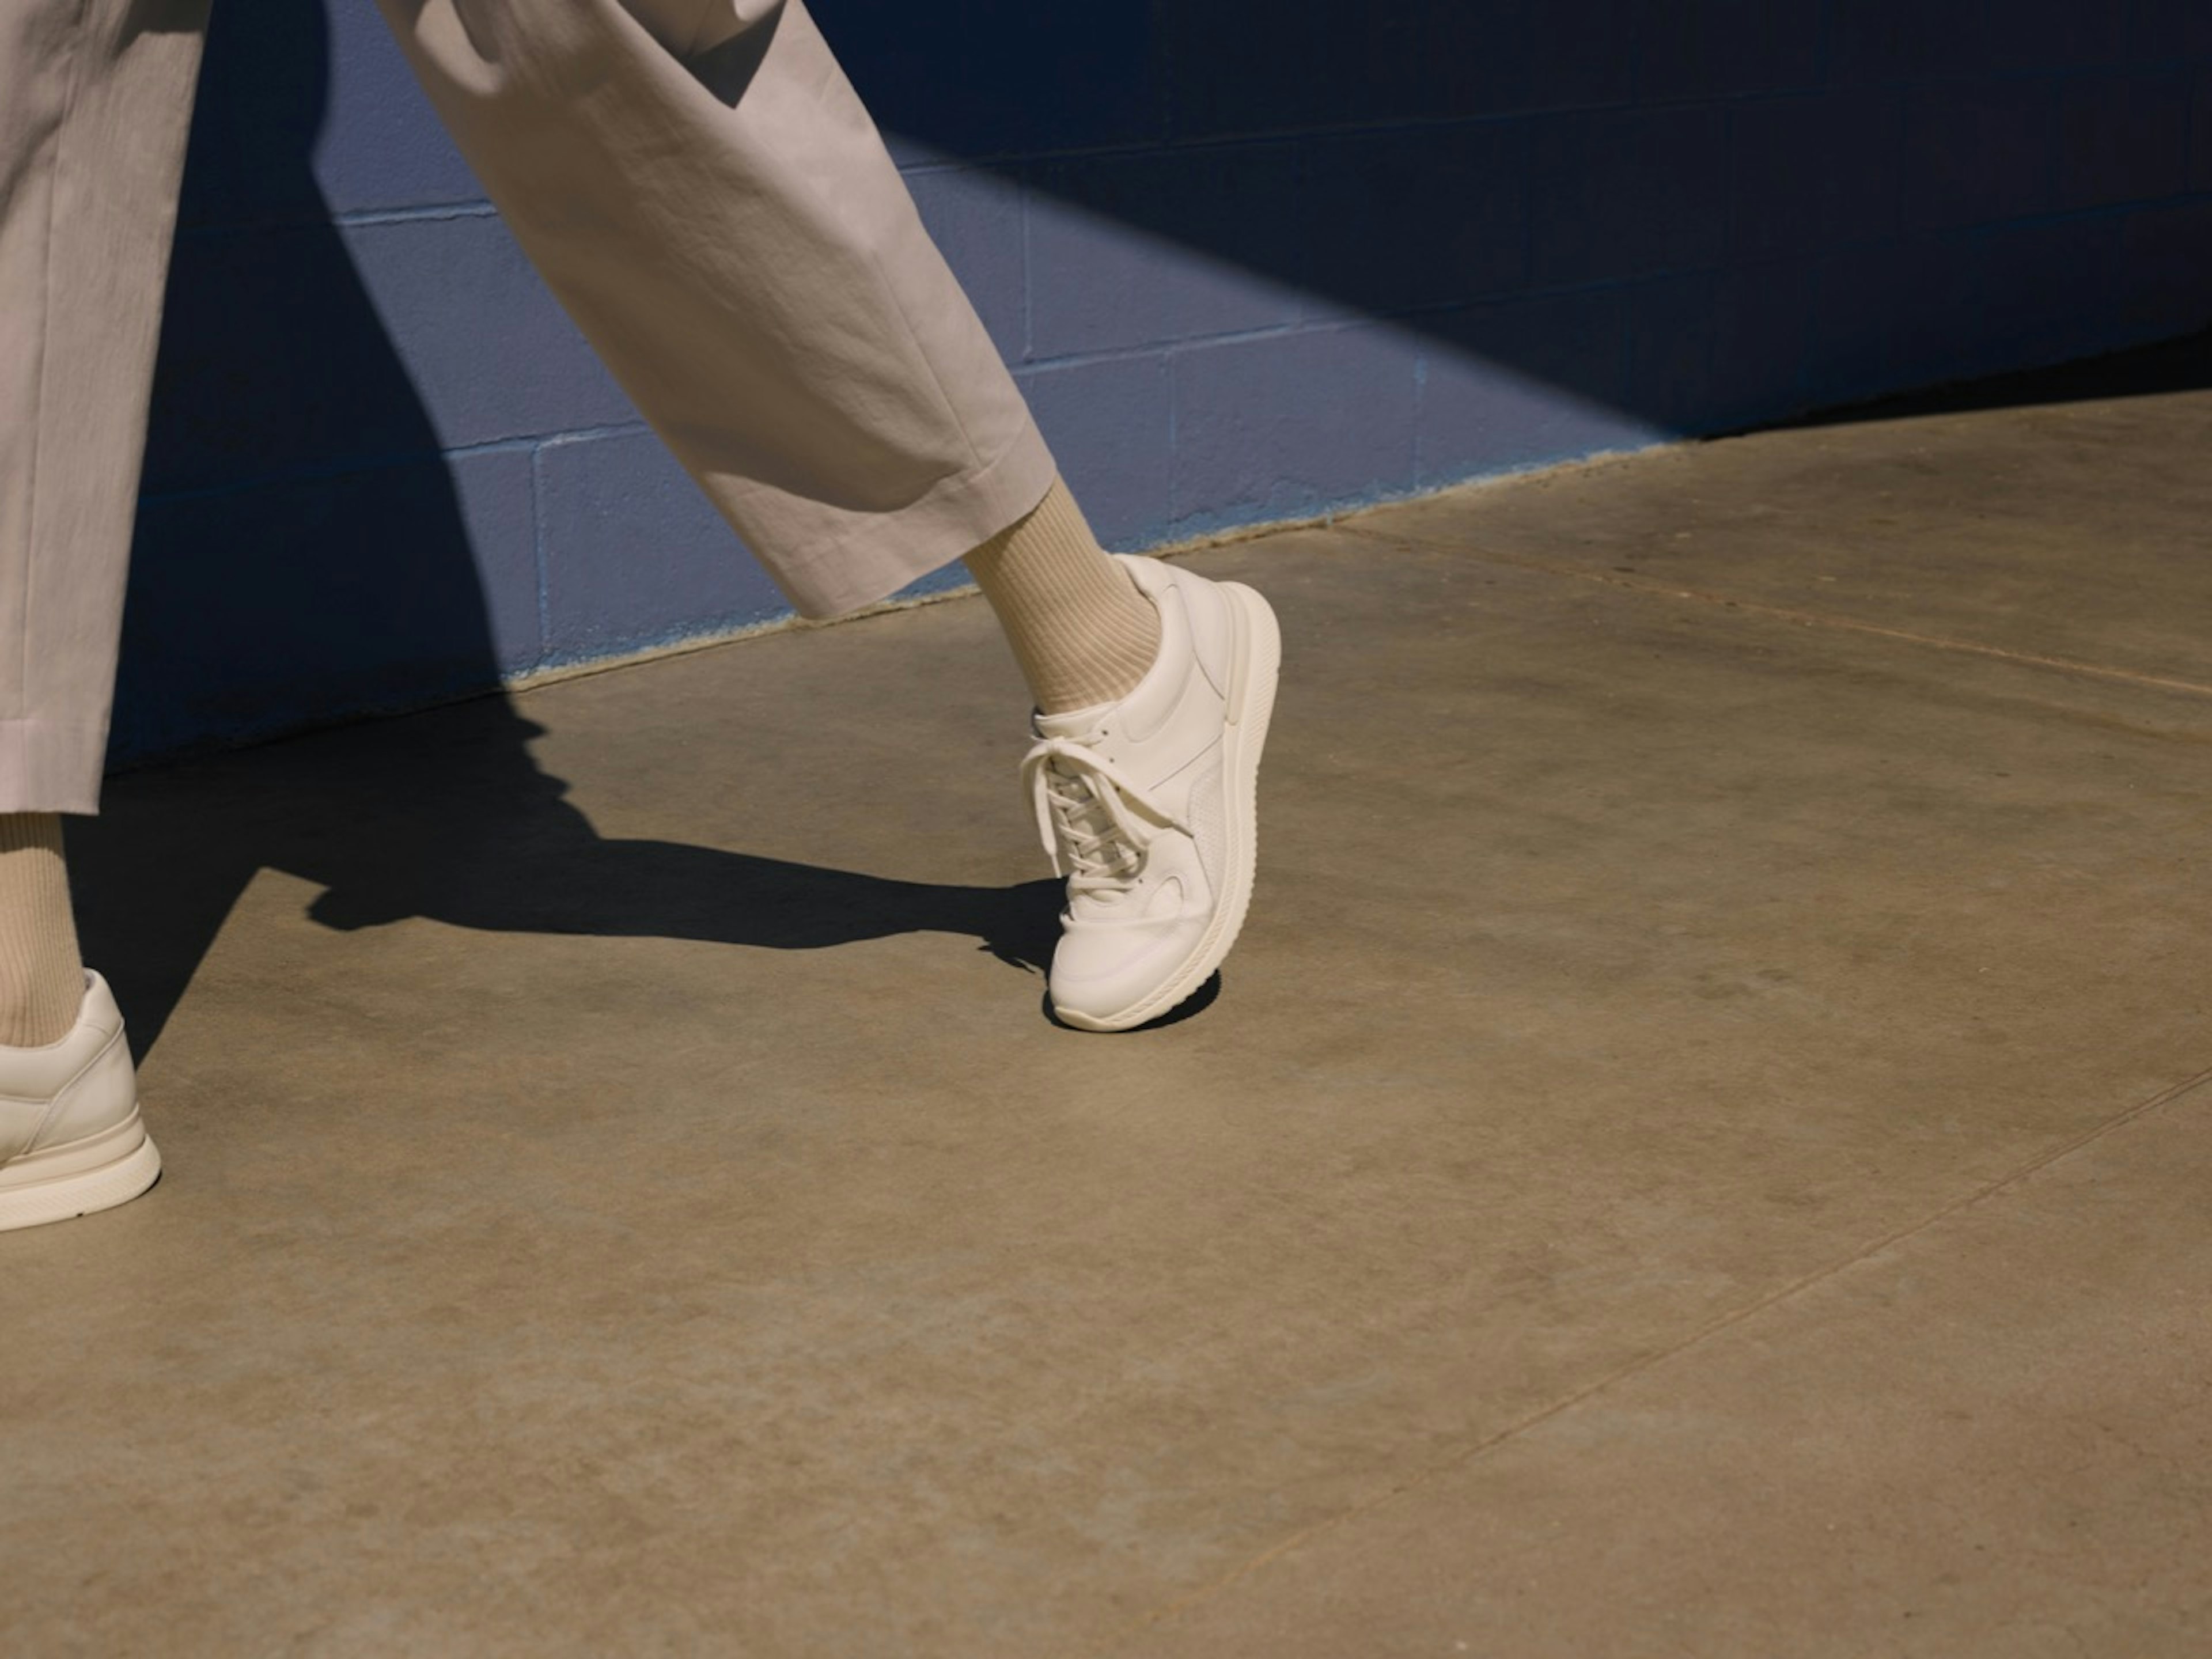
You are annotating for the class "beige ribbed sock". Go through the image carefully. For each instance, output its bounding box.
[967,476,1162,714]
[0,813,87,1049]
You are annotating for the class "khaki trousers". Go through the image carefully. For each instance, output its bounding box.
[0,0,1056,814]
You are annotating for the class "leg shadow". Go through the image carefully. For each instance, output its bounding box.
[73,696,1066,1062]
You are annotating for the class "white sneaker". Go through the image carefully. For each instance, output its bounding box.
[1021,556,1281,1031]
[0,972,160,1232]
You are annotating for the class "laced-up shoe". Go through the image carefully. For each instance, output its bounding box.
[1020,556,1281,1031]
[0,972,159,1232]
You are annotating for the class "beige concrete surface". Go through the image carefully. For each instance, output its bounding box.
[1352,343,2212,697]
[3,339,2210,1654]
[1138,1059,2212,1658]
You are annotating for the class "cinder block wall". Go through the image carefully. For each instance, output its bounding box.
[116,1,2212,764]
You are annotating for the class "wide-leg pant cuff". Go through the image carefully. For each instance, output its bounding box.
[767,418,1058,622]
[0,720,114,816]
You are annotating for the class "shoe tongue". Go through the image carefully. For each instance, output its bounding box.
[1033,699,1116,741]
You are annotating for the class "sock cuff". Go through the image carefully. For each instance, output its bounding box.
[969,476,1162,713]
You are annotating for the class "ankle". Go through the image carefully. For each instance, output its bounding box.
[0,813,86,1048]
[969,478,1162,714]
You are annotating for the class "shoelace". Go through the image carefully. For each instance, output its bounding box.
[1020,737,1187,902]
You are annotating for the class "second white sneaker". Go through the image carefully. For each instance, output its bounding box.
[1021,555,1281,1031]
[0,972,159,1233]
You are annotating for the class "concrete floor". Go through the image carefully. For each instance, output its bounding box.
[6,338,2211,1654]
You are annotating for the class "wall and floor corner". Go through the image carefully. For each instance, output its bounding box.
[113,1,2212,768]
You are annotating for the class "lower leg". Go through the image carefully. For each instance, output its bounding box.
[0,1,200,1048]
[0,815,86,1047]
[0,812,152,1232]
[967,477,1161,715]
[384,0,1058,623]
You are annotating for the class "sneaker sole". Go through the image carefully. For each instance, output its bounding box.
[1056,579,1282,1032]
[0,1109,162,1233]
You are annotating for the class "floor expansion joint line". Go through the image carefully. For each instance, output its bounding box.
[1336,526,2212,702]
[1108,1059,2212,1649]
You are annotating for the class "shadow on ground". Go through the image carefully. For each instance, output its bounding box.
[72,695,1064,1062]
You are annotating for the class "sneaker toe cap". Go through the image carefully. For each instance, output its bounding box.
[1048,915,1207,1029]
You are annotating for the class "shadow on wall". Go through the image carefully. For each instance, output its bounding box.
[116,0,2212,769]
[827,0,2212,436]
[121,3,519,765]
[120,1,2212,768]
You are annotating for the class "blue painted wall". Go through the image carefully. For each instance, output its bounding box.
[118,1,2212,765]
